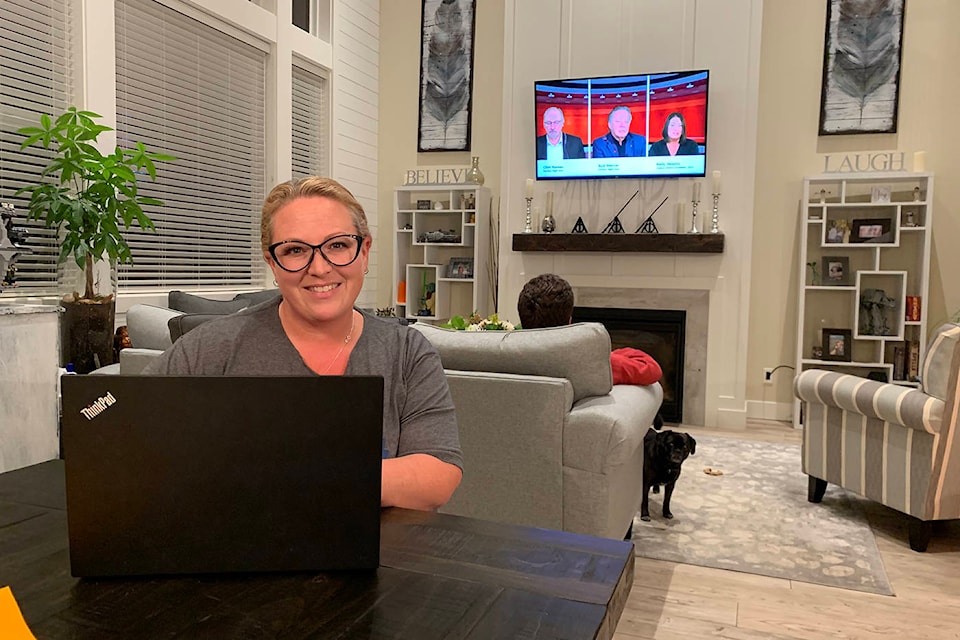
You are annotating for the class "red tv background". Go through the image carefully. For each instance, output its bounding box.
[535,76,707,146]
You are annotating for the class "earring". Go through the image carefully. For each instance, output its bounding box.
[273,279,278,286]
[364,268,369,275]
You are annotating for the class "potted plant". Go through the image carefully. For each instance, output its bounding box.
[16,107,174,372]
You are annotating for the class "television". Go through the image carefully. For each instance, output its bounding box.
[534,69,709,181]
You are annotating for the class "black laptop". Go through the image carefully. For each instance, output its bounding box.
[60,375,384,578]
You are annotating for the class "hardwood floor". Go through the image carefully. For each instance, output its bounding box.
[614,419,960,640]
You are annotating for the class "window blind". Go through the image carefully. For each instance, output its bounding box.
[0,0,70,294]
[115,0,267,289]
[291,65,329,180]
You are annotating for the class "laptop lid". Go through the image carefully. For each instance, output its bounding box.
[60,375,383,577]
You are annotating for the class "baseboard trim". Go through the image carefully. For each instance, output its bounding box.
[746,400,794,423]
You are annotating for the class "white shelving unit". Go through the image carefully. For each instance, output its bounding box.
[393,185,490,322]
[794,172,933,426]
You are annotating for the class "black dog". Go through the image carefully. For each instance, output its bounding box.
[640,428,696,521]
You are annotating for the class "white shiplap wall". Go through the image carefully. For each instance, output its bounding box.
[498,0,763,428]
[333,0,379,309]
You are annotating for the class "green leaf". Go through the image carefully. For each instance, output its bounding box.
[134,209,156,231]
[440,315,469,330]
[56,109,75,127]
[16,125,46,137]
[112,165,136,182]
[77,142,102,158]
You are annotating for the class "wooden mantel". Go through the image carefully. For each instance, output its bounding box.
[511,233,724,253]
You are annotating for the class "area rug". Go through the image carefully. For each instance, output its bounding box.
[631,434,894,595]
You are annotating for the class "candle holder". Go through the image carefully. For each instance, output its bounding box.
[710,193,721,234]
[688,199,700,234]
[523,197,534,234]
[540,208,555,233]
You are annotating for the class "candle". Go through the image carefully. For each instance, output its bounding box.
[914,151,926,173]
[692,182,701,202]
[525,178,535,199]
[712,170,722,194]
[546,191,554,215]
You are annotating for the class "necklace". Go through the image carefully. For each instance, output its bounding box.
[322,312,356,373]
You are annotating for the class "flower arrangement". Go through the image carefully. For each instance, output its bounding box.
[442,312,517,331]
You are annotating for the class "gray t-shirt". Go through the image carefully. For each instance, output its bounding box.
[144,297,462,469]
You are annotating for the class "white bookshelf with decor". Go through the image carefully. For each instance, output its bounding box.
[392,185,490,322]
[793,171,933,426]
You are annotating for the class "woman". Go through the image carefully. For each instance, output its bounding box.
[145,177,463,510]
[647,112,700,156]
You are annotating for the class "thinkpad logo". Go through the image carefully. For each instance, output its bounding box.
[80,392,117,420]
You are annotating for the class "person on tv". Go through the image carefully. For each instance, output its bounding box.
[144,177,463,512]
[591,106,647,158]
[535,107,585,160]
[648,112,701,156]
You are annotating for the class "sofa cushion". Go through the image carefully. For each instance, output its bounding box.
[168,291,250,314]
[234,289,280,306]
[412,322,612,402]
[126,304,183,351]
[168,313,225,343]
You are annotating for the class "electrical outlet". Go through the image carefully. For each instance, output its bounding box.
[763,367,774,385]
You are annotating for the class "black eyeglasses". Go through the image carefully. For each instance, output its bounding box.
[268,234,364,272]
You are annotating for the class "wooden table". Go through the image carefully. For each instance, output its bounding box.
[0,461,634,639]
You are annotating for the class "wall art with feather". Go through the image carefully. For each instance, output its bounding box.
[418,0,476,152]
[819,0,905,135]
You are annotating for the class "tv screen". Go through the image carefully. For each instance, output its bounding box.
[534,69,709,181]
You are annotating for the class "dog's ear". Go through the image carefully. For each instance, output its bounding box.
[685,434,696,455]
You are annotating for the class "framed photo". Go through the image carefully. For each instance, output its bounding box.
[818,0,905,135]
[821,328,853,362]
[870,185,892,203]
[417,0,476,151]
[824,218,848,243]
[851,218,893,243]
[447,256,473,279]
[821,256,851,286]
[416,199,432,210]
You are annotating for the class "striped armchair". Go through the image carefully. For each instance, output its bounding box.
[793,323,960,551]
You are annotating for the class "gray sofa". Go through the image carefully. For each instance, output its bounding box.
[412,322,663,539]
[96,290,278,374]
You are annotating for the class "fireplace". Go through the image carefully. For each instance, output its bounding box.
[572,307,685,423]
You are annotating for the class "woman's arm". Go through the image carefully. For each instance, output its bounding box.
[381,454,463,510]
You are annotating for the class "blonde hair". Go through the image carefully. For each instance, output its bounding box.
[260,177,370,252]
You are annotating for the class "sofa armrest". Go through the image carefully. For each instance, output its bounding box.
[564,383,663,473]
[119,348,164,375]
[440,370,573,531]
[795,369,944,433]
